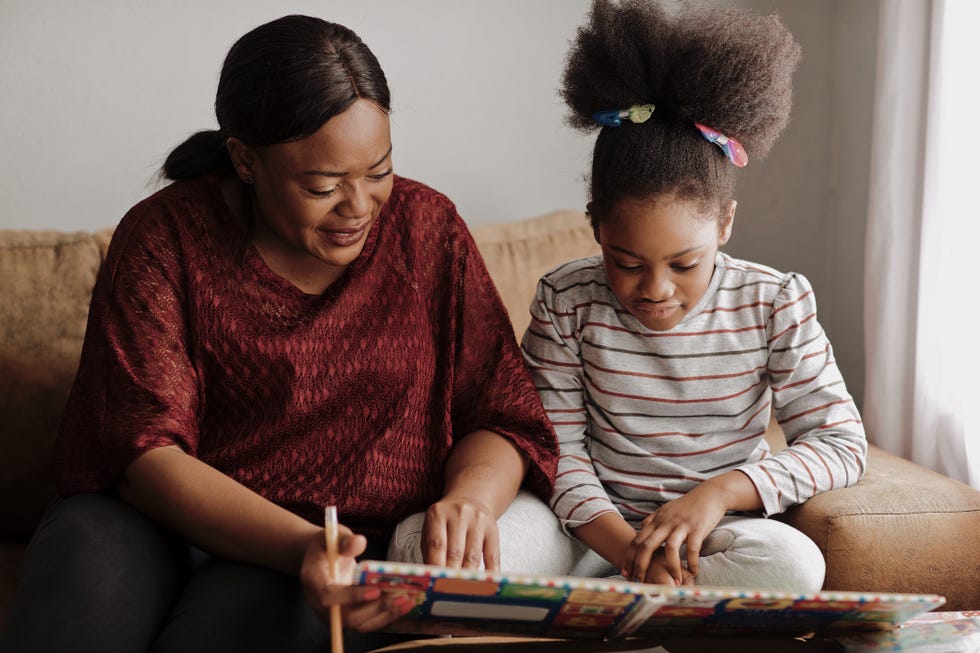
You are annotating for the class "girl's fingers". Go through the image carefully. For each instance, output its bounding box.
[662,530,688,584]
[624,525,667,582]
[686,533,704,578]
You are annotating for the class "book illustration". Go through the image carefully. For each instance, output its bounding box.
[355,560,946,640]
[836,611,980,653]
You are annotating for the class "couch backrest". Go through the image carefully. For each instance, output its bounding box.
[0,212,597,537]
[470,209,598,336]
[0,229,110,536]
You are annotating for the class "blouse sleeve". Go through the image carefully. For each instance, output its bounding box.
[520,277,620,534]
[735,273,867,515]
[445,213,559,500]
[54,202,201,493]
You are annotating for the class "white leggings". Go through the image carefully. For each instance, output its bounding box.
[388,490,825,594]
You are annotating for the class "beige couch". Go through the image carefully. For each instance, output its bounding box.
[2,210,980,639]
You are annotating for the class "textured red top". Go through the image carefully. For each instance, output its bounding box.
[53,174,558,537]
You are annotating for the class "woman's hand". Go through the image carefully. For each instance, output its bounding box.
[299,526,415,632]
[421,497,500,571]
[432,429,530,572]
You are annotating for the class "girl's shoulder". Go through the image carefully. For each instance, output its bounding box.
[716,252,811,298]
[541,254,606,288]
[715,252,817,321]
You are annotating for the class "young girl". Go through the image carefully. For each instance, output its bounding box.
[521,0,867,593]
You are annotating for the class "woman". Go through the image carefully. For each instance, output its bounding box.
[1,15,558,653]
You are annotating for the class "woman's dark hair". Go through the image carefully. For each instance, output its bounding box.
[562,0,800,223]
[162,15,390,180]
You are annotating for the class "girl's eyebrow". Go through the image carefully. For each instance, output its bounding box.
[301,145,393,178]
[608,243,706,260]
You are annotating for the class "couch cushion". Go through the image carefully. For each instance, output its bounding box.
[469,210,598,337]
[783,444,980,610]
[0,230,104,537]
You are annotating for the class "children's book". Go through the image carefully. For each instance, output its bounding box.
[835,611,980,653]
[354,560,946,641]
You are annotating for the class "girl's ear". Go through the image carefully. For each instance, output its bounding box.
[586,201,601,244]
[225,137,257,184]
[718,200,737,246]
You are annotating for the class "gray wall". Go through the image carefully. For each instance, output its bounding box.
[727,0,878,407]
[0,0,877,404]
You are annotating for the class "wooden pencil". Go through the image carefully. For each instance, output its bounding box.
[324,505,344,653]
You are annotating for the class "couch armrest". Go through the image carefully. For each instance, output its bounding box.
[781,444,980,610]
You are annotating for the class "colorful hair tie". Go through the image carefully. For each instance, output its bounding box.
[592,103,656,128]
[694,122,748,168]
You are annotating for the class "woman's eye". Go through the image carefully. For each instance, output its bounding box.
[368,168,394,182]
[308,186,339,197]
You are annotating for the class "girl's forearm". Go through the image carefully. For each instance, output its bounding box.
[442,429,529,517]
[700,470,764,512]
[571,512,638,571]
[116,444,323,575]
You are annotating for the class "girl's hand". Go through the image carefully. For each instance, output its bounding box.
[622,483,728,585]
[421,497,500,571]
[640,548,697,586]
[299,527,415,632]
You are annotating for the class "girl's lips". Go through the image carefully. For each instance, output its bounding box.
[633,302,681,319]
[319,223,368,247]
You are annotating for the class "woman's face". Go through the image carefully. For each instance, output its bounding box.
[240,98,394,274]
[596,194,734,331]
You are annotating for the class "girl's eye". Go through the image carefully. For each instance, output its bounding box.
[672,261,699,272]
[615,261,643,272]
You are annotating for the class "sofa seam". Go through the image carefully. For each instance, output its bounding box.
[825,507,980,520]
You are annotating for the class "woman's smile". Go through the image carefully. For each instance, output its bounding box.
[317,222,370,248]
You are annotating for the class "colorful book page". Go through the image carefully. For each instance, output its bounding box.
[355,561,946,641]
[836,612,980,653]
[357,561,659,639]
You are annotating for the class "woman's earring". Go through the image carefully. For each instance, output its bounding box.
[244,175,254,184]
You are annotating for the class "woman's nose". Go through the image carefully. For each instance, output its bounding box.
[338,180,371,219]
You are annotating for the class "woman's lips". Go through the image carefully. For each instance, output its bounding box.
[319,224,368,247]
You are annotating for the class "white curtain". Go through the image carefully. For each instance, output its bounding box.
[864,0,980,489]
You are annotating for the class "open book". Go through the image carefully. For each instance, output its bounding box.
[355,560,945,640]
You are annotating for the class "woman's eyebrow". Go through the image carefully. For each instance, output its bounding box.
[302,145,393,177]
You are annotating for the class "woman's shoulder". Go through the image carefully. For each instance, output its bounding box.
[117,175,224,234]
[106,174,233,268]
[386,175,458,221]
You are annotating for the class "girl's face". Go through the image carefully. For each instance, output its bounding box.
[596,194,734,331]
[232,98,394,281]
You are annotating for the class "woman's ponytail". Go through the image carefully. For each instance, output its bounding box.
[161,129,231,180]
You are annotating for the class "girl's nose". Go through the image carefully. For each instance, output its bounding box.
[640,270,674,301]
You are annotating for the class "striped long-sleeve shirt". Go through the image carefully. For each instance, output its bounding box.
[520,252,867,531]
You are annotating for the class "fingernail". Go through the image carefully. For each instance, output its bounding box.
[391,596,414,614]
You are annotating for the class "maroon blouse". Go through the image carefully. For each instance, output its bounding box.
[53,174,558,537]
